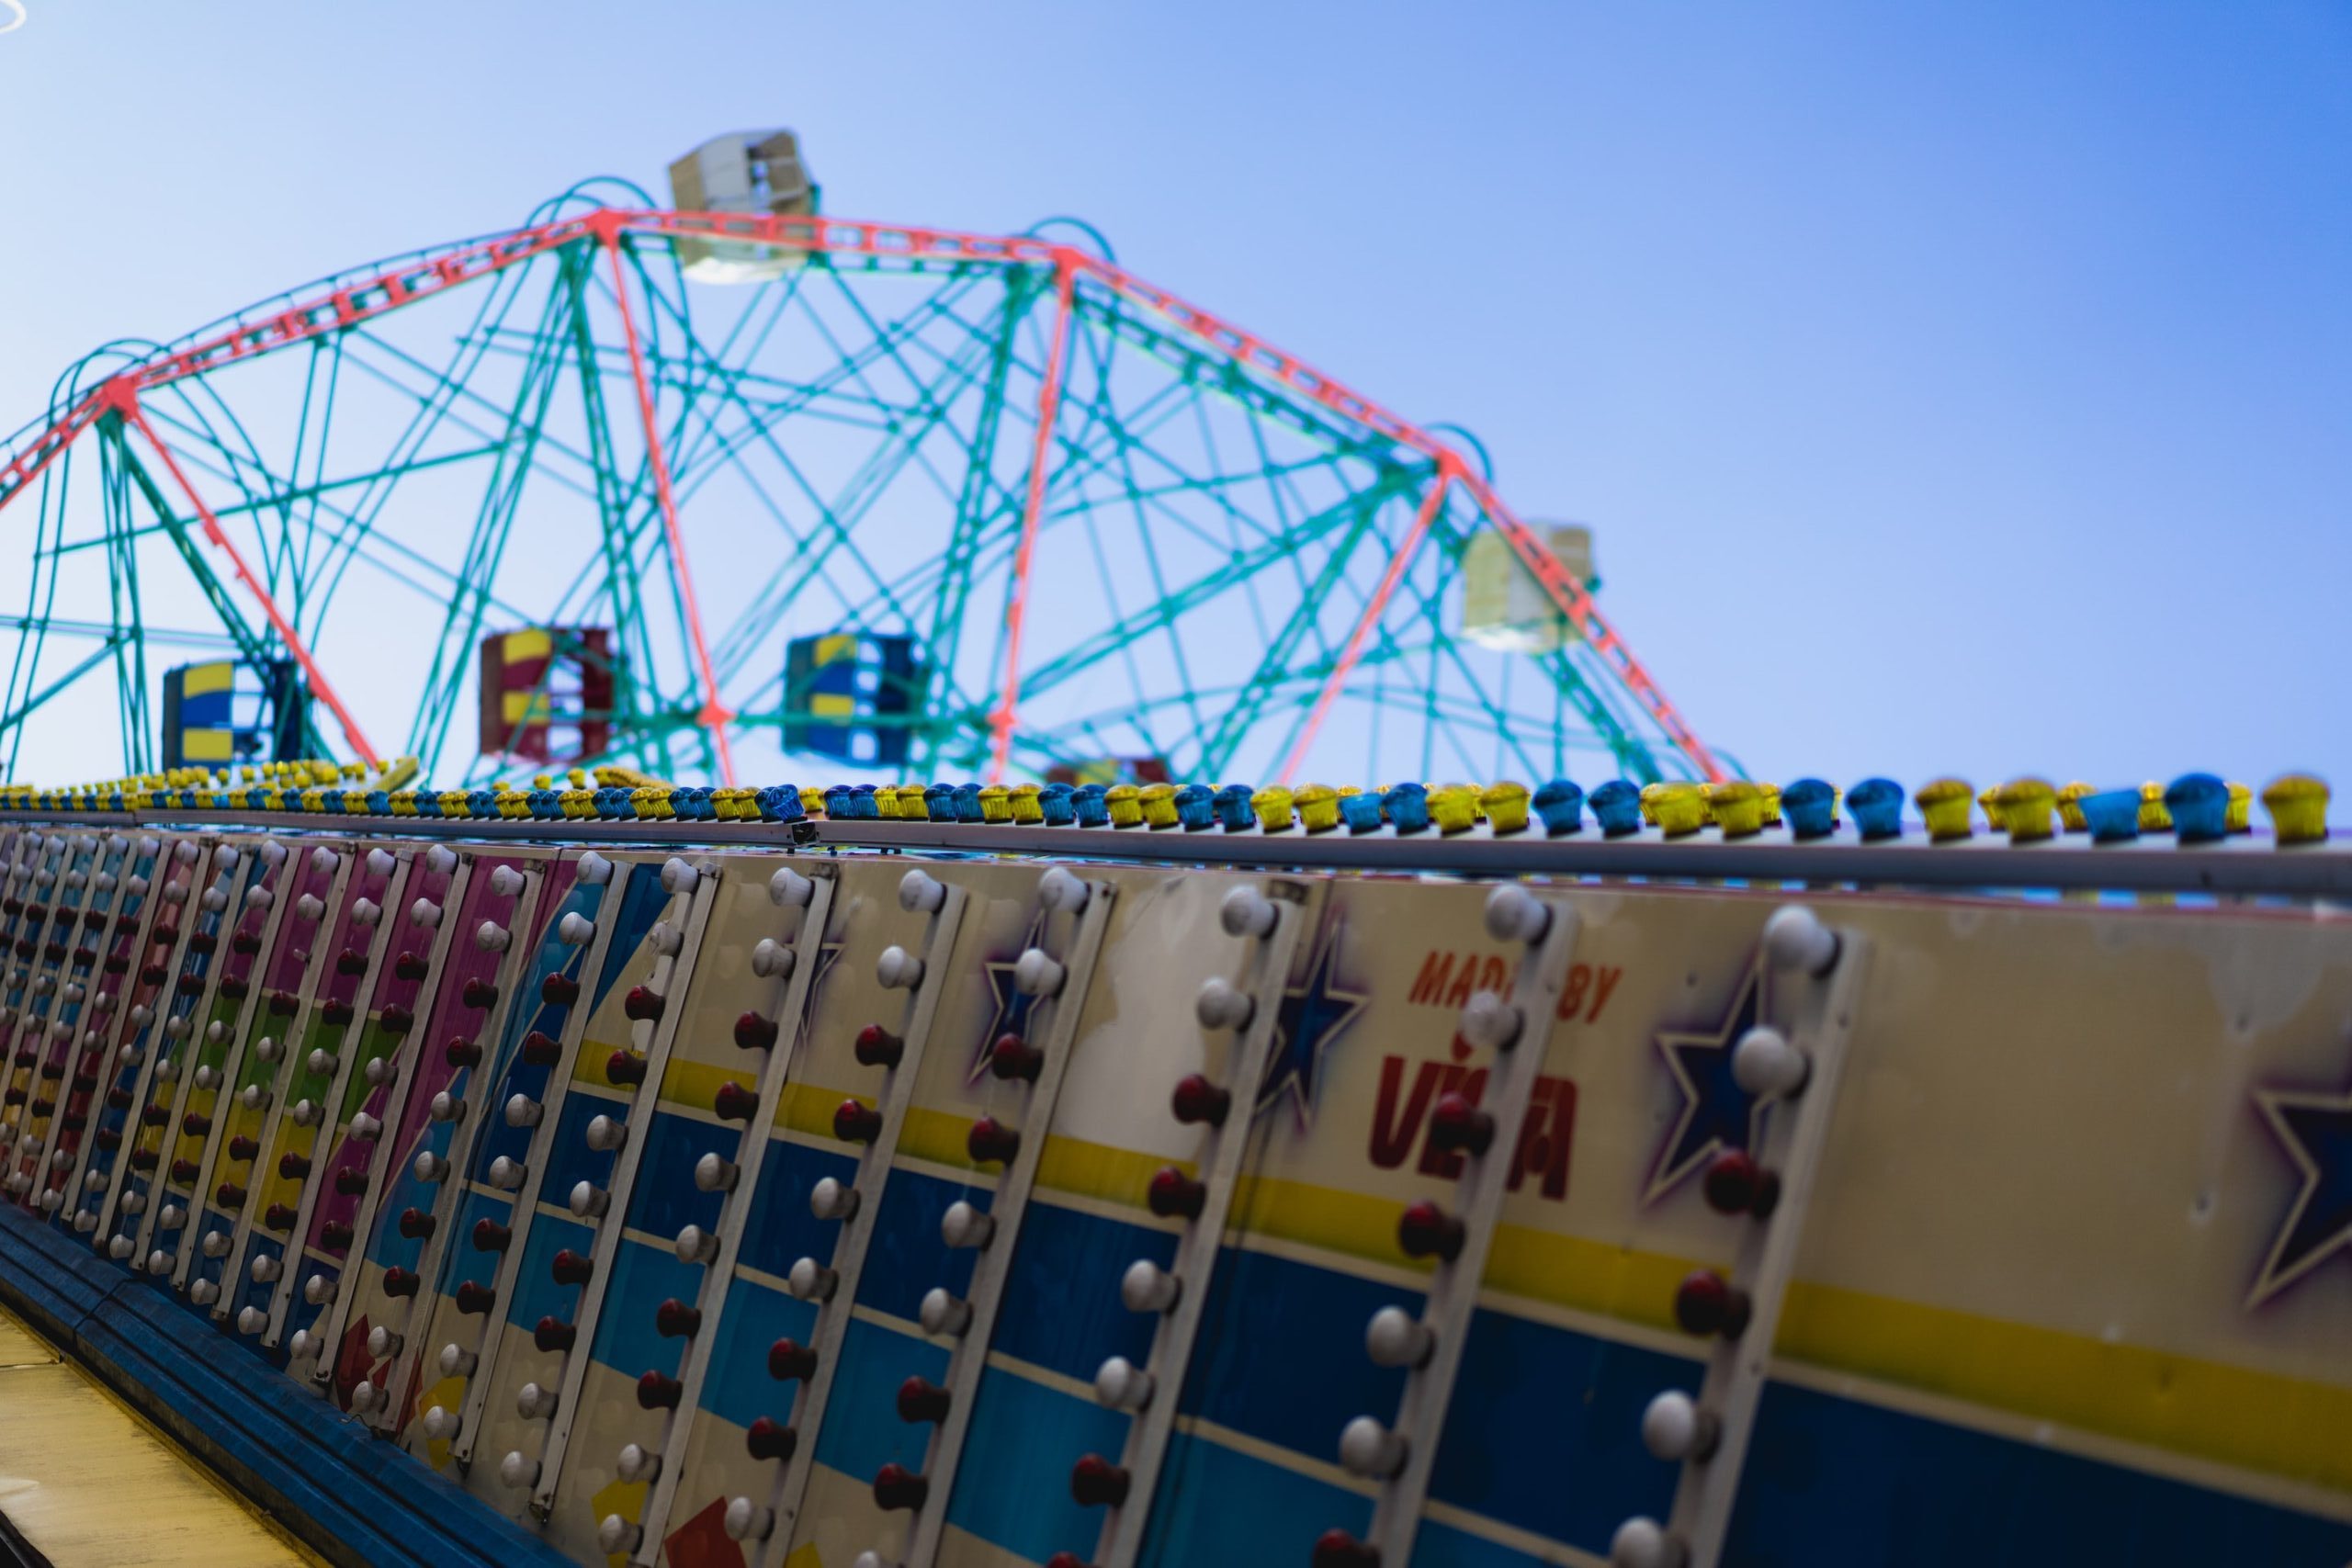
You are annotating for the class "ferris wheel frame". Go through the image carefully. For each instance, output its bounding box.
[0,193,1725,790]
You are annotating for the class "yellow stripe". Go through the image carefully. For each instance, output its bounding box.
[1776,1280,2352,1496]
[644,1060,2351,1495]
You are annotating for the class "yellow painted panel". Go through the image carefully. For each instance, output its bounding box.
[501,691,552,725]
[180,728,235,762]
[178,660,233,696]
[808,692,855,719]
[501,628,552,663]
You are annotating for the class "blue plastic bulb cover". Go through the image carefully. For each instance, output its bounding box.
[1339,792,1385,834]
[1782,778,1838,840]
[2164,773,2230,844]
[1039,783,1077,826]
[764,785,807,824]
[1212,784,1255,831]
[1531,778,1584,837]
[1383,783,1431,834]
[1173,784,1217,831]
[2080,788,2142,843]
[1847,777,1905,841]
[1587,780,1643,837]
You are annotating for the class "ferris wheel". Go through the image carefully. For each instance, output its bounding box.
[0,134,1724,792]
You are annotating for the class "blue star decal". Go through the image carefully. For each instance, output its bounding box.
[968,905,1051,1083]
[1255,913,1367,1123]
[1645,952,1773,1203]
[2248,1069,2352,1306]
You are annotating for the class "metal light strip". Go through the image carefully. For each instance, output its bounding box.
[91,838,218,1251]
[365,860,549,1429]
[212,842,358,1315]
[0,828,37,1096]
[628,863,838,1564]
[168,840,301,1288]
[263,852,414,1343]
[54,837,166,1239]
[0,832,79,1111]
[304,854,477,1365]
[129,845,257,1268]
[0,829,87,1138]
[10,833,130,1204]
[530,863,723,1515]
[899,876,1119,1568]
[1664,928,1871,1568]
[1094,879,1312,1568]
[758,878,972,1567]
[1357,895,1581,1563]
[448,862,629,1466]
[0,829,54,1111]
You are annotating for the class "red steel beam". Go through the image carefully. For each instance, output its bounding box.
[0,401,104,520]
[119,391,382,766]
[986,255,1078,784]
[1273,467,1454,785]
[596,217,738,787]
[130,222,592,401]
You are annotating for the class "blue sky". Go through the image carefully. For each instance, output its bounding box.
[1,2,2346,799]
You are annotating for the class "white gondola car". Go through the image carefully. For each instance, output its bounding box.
[1461,520,1597,653]
[665,129,818,284]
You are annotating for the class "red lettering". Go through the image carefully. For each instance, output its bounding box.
[1508,1077,1577,1201]
[1555,964,1624,1025]
[1369,1055,1446,1168]
[1586,965,1623,1024]
[1408,952,1455,1007]
[1556,963,1590,1021]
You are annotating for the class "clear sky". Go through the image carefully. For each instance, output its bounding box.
[1,2,2346,798]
